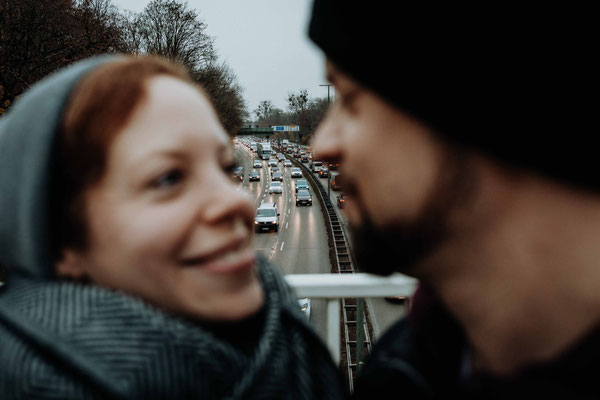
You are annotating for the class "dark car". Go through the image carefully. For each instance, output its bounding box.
[330,171,343,191]
[272,171,283,181]
[327,161,340,171]
[249,171,260,182]
[295,179,309,193]
[231,166,244,182]
[296,189,312,206]
[337,193,346,208]
[300,154,309,163]
[318,167,329,178]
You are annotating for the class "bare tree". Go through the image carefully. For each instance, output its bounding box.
[195,61,248,136]
[0,0,128,108]
[73,0,127,54]
[137,0,215,71]
[254,100,274,121]
[288,89,311,142]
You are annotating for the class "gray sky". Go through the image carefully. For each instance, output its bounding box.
[112,0,329,117]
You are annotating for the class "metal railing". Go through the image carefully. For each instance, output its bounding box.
[285,273,418,365]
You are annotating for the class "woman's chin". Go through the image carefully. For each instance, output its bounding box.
[181,278,265,322]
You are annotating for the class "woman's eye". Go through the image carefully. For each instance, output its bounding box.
[149,169,184,189]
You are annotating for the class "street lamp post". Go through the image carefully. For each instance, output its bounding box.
[320,83,333,199]
[319,84,333,104]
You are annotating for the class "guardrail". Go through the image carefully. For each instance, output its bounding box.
[285,273,418,363]
[286,152,380,391]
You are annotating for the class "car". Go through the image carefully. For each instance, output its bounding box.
[293,151,301,158]
[310,160,323,173]
[385,295,410,305]
[327,160,340,171]
[270,166,280,176]
[300,154,309,163]
[253,160,262,168]
[268,159,277,167]
[295,179,309,193]
[272,171,283,181]
[278,153,286,162]
[318,167,329,178]
[284,159,292,167]
[337,193,346,208]
[330,171,343,191]
[269,181,282,194]
[291,167,302,178]
[297,298,311,319]
[295,189,312,206]
[255,202,279,232]
[249,171,260,181]
[231,166,243,182]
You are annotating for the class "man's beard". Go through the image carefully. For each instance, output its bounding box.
[349,148,476,276]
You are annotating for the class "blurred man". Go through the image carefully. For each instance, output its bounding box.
[309,1,598,398]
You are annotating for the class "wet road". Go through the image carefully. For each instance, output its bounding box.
[235,144,331,340]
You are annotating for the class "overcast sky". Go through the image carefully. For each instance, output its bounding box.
[111,0,330,117]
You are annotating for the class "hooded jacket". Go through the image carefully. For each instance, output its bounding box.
[0,56,345,400]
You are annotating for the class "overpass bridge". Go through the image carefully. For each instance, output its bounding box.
[237,126,274,138]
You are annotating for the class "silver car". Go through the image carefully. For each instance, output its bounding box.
[269,181,282,194]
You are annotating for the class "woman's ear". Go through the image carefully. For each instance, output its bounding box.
[55,249,88,280]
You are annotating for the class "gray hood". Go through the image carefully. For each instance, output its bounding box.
[0,55,120,279]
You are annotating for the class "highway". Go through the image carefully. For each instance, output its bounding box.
[235,141,409,343]
[234,143,331,339]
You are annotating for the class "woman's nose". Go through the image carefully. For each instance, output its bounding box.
[202,172,255,227]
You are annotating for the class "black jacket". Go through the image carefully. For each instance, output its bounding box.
[353,289,600,399]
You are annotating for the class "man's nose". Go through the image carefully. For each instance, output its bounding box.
[312,111,341,162]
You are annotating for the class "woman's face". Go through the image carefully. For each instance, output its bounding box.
[59,75,263,321]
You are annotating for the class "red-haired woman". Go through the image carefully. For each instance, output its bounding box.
[0,55,344,399]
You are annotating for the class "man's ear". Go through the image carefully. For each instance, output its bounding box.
[55,249,88,280]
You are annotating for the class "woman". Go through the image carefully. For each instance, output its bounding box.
[0,55,344,399]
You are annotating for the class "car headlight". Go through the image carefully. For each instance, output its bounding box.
[301,304,308,312]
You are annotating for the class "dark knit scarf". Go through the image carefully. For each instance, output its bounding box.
[0,257,344,400]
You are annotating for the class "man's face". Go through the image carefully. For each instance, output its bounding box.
[312,62,474,276]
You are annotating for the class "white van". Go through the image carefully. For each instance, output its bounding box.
[255,202,280,232]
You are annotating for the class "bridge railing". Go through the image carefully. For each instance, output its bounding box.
[284,273,418,364]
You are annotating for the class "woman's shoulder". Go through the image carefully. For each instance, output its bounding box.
[0,277,234,398]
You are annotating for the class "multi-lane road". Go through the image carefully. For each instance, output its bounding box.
[234,142,408,342]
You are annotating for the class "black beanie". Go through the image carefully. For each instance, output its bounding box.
[309,2,598,192]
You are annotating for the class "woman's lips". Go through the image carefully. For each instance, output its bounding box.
[181,247,256,274]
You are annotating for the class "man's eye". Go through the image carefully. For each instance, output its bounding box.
[149,169,184,189]
[224,163,237,174]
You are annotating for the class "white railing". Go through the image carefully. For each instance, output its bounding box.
[284,273,418,364]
